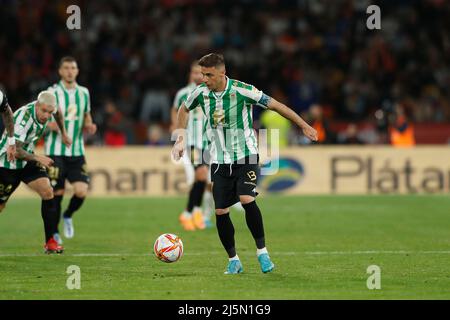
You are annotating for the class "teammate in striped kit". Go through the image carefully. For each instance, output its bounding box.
[0,90,16,162]
[44,56,97,242]
[172,53,318,274]
[171,61,214,231]
[0,91,71,253]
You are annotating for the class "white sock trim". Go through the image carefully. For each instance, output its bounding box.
[256,248,268,256]
[182,211,191,217]
[193,206,202,213]
[229,255,240,261]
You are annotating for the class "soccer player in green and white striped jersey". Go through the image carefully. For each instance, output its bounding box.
[170,61,213,231]
[0,91,71,253]
[172,53,318,274]
[44,56,97,243]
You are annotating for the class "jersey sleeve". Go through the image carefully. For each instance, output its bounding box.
[14,110,32,143]
[85,89,91,113]
[172,90,184,110]
[235,84,270,109]
[184,87,202,111]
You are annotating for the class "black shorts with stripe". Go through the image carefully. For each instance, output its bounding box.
[0,161,49,204]
[210,155,259,209]
[47,156,90,190]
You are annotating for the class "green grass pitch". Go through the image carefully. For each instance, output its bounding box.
[0,195,449,299]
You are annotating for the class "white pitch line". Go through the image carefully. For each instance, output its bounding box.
[1,250,450,257]
[303,250,450,255]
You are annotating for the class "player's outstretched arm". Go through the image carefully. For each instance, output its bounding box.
[267,97,318,142]
[54,108,72,146]
[171,103,190,161]
[15,141,54,169]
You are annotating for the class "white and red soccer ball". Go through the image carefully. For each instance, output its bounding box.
[153,233,184,263]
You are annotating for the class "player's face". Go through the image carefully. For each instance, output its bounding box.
[36,103,55,124]
[201,66,225,91]
[59,61,79,83]
[190,65,204,85]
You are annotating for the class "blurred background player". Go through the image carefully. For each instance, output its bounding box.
[44,57,97,243]
[171,61,214,231]
[172,53,318,274]
[0,90,16,162]
[0,91,71,253]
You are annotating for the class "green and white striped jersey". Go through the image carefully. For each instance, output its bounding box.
[184,77,268,164]
[44,81,91,157]
[173,82,206,150]
[0,102,50,169]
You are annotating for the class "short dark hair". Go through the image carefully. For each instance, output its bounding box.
[191,60,199,68]
[198,53,225,68]
[59,56,77,68]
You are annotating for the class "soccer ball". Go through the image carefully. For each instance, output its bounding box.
[153,233,184,263]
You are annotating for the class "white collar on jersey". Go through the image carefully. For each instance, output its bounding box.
[59,80,78,92]
[211,76,230,100]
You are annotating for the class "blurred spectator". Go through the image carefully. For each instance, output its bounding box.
[0,0,449,145]
[103,100,128,146]
[389,104,416,147]
[140,86,171,125]
[309,104,335,144]
[338,123,364,145]
[146,124,167,146]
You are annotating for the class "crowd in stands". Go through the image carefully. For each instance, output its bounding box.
[0,0,449,145]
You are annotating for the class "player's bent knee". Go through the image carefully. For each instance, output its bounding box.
[39,188,54,200]
[73,182,89,198]
[54,189,65,196]
[239,195,255,205]
[74,189,87,198]
[195,166,208,181]
[215,208,229,215]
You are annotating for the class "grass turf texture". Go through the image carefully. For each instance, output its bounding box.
[0,195,449,299]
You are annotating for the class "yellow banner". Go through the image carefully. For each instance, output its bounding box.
[12,146,450,197]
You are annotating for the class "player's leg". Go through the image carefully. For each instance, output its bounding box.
[200,148,214,227]
[202,181,214,227]
[179,149,196,230]
[62,181,88,238]
[52,189,65,244]
[191,164,208,230]
[24,164,63,254]
[63,157,90,239]
[47,156,66,244]
[237,163,274,273]
[211,163,242,274]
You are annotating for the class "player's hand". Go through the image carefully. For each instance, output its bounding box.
[6,144,16,162]
[62,134,72,146]
[302,125,318,142]
[47,122,59,131]
[84,123,97,135]
[36,155,54,169]
[171,138,185,161]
